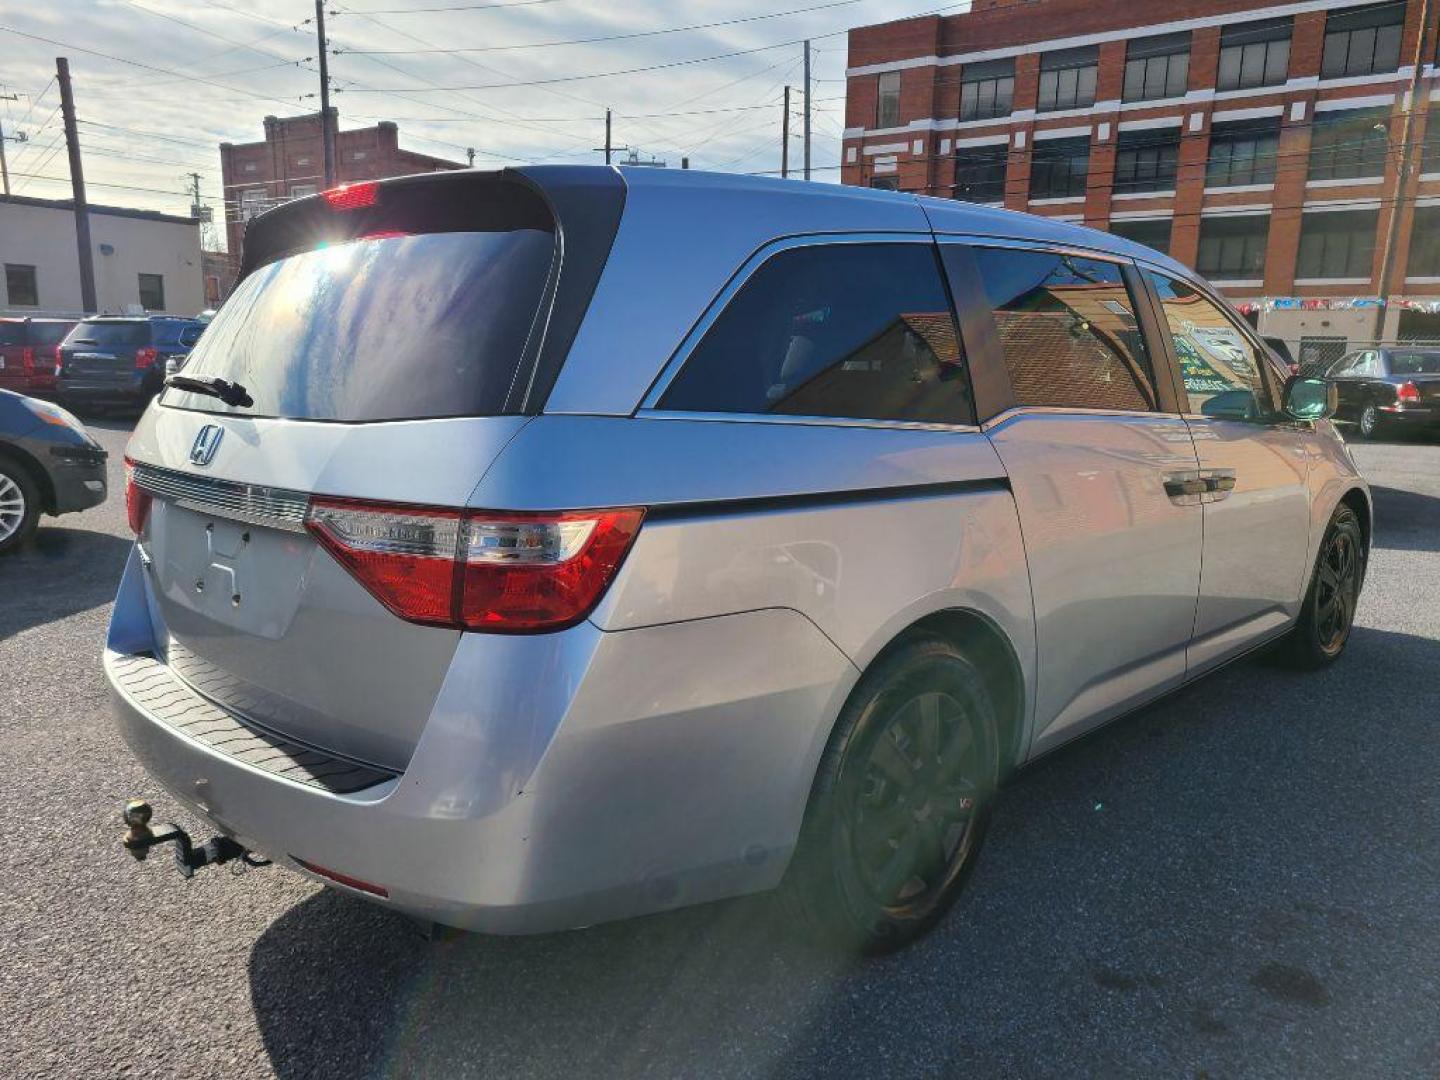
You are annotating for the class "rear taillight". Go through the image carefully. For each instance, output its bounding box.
[1397,381,1421,405]
[135,346,158,370]
[20,346,35,376]
[123,458,152,535]
[53,344,63,378]
[304,498,644,633]
[323,181,378,210]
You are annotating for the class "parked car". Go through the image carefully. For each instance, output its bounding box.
[108,168,1369,952]
[1264,336,1298,376]
[0,317,78,397]
[0,389,107,554]
[1326,346,1440,439]
[56,316,205,413]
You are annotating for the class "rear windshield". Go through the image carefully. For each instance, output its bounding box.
[29,322,74,346]
[70,321,150,347]
[162,230,555,421]
[1390,352,1440,375]
[0,323,22,347]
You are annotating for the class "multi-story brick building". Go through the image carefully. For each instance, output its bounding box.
[219,109,463,264]
[843,0,1440,364]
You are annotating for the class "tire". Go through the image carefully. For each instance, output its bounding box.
[1357,403,1381,440]
[783,636,1001,954]
[1277,505,1365,669]
[0,454,41,556]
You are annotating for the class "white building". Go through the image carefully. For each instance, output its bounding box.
[0,194,205,318]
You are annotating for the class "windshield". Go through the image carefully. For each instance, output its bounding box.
[70,321,149,347]
[161,230,555,421]
[1390,352,1440,375]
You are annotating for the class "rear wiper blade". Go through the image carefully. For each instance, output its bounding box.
[164,374,253,408]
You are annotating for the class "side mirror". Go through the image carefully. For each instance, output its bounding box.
[1282,375,1336,421]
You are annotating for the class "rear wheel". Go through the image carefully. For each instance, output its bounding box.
[0,455,41,555]
[1278,505,1364,669]
[1357,403,1381,440]
[784,637,1000,954]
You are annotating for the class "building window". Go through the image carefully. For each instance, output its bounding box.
[1216,17,1292,91]
[959,59,1014,122]
[290,183,318,199]
[1038,46,1099,112]
[1123,32,1190,102]
[1297,210,1378,278]
[1029,136,1090,199]
[876,70,901,128]
[658,244,976,426]
[970,247,1158,412]
[954,144,1009,202]
[1408,206,1440,277]
[870,176,900,190]
[1422,107,1440,174]
[1109,218,1172,255]
[1207,117,1281,187]
[240,187,267,222]
[1114,129,1179,193]
[1322,3,1404,79]
[1308,106,1390,182]
[205,274,221,305]
[138,273,165,311]
[5,264,38,307]
[1197,215,1270,279]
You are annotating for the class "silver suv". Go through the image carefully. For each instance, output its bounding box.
[109,167,1369,952]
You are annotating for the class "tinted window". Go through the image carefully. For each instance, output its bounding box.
[28,322,73,347]
[1390,352,1440,375]
[1114,129,1179,193]
[972,248,1158,412]
[5,264,38,307]
[1147,272,1271,418]
[954,144,1009,202]
[1197,215,1270,279]
[1207,117,1281,188]
[960,59,1015,122]
[659,244,975,426]
[179,325,204,347]
[1029,136,1090,199]
[163,230,555,421]
[1123,32,1191,102]
[1297,210,1378,279]
[0,322,23,347]
[70,321,151,347]
[1217,17,1292,91]
[1322,2,1404,78]
[1038,46,1099,112]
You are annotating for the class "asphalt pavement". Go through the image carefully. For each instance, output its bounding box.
[2,418,1437,1080]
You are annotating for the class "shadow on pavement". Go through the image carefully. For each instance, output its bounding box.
[0,527,131,640]
[248,625,1440,1079]
[1368,485,1440,552]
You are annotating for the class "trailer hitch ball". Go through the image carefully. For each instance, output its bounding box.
[122,799,156,860]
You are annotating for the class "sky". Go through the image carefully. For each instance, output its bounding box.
[0,1,967,248]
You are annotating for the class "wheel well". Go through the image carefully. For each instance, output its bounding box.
[1339,487,1371,555]
[879,609,1026,776]
[0,442,55,515]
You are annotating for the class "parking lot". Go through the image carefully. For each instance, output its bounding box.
[1,416,1437,1080]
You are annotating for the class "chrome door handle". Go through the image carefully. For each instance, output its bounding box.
[1162,473,1206,502]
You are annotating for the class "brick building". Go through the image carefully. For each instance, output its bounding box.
[843,0,1440,364]
[219,109,463,264]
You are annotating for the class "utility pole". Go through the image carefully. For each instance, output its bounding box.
[781,85,791,179]
[0,93,20,197]
[466,147,475,167]
[1374,0,1434,344]
[315,0,335,187]
[55,58,96,314]
[605,108,612,164]
[803,40,812,181]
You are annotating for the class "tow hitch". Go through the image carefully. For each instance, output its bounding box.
[121,799,270,878]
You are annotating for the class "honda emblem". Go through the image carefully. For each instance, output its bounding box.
[190,424,224,467]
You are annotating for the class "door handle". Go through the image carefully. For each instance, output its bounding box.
[1162,473,1207,501]
[1199,470,1237,502]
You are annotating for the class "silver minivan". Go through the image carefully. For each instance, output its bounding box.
[109,167,1369,952]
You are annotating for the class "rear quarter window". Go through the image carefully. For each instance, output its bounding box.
[29,322,74,347]
[0,323,24,347]
[658,243,976,426]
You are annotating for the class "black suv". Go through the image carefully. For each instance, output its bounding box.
[56,316,205,412]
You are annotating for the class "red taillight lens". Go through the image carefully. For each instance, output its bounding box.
[135,346,158,370]
[304,498,645,633]
[20,346,35,376]
[323,181,378,210]
[124,458,153,535]
[305,498,462,626]
[1397,381,1422,405]
[459,509,645,632]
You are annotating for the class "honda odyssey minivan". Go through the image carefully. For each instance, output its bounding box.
[108,167,1369,951]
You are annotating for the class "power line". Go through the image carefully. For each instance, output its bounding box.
[337,1,865,55]
[345,0,569,13]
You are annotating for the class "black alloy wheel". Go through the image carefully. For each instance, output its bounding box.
[1279,505,1365,668]
[785,636,1000,953]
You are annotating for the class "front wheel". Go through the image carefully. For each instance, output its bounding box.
[783,637,1001,954]
[0,455,41,556]
[1278,505,1365,669]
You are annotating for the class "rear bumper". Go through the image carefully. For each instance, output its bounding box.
[57,372,158,405]
[106,546,854,934]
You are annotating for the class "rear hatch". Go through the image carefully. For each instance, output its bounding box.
[125,170,603,771]
[0,321,26,391]
[1388,351,1440,406]
[24,320,74,391]
[60,319,151,389]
